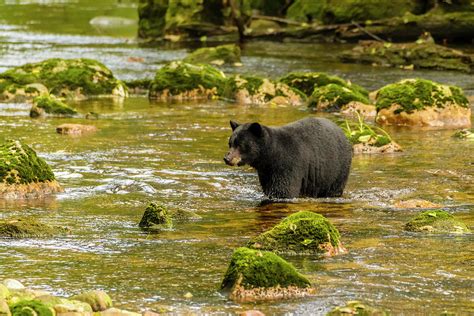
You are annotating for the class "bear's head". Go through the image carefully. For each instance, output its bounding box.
[224,120,265,167]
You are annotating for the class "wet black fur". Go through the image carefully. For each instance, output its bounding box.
[227,117,352,199]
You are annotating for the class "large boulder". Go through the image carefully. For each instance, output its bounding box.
[248,211,346,256]
[375,79,471,128]
[30,95,78,118]
[0,140,62,199]
[0,217,68,238]
[149,61,227,101]
[220,247,315,302]
[340,40,474,73]
[0,58,127,102]
[223,75,305,106]
[404,210,470,234]
[182,44,241,66]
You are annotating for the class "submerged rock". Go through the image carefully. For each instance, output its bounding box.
[56,123,98,135]
[248,211,346,256]
[452,128,474,140]
[220,247,314,302]
[340,40,474,73]
[149,61,226,101]
[375,79,471,128]
[393,199,441,209]
[70,290,112,312]
[0,217,68,238]
[30,95,78,118]
[183,44,241,66]
[0,58,127,102]
[169,209,202,222]
[404,210,470,234]
[0,139,62,199]
[326,300,389,316]
[342,117,402,154]
[223,75,304,106]
[139,202,173,230]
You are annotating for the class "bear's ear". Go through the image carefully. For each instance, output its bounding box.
[230,120,240,131]
[249,122,263,137]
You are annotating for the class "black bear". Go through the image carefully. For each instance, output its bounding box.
[224,117,352,199]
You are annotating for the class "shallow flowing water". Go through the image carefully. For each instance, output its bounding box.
[0,1,473,315]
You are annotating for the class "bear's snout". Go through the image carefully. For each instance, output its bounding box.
[224,148,242,166]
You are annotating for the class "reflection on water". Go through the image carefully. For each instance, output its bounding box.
[0,1,473,315]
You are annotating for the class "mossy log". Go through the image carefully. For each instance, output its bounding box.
[220,247,315,302]
[340,40,474,73]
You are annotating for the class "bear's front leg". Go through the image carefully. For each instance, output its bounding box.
[258,169,302,199]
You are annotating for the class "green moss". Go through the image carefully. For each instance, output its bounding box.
[183,44,241,65]
[309,84,370,111]
[9,300,54,316]
[30,95,77,118]
[0,58,125,98]
[286,0,326,23]
[223,75,264,96]
[149,61,227,98]
[248,211,343,255]
[375,79,469,114]
[342,115,393,147]
[169,209,202,222]
[137,0,168,38]
[139,202,173,230]
[221,247,311,291]
[327,300,389,316]
[0,217,68,238]
[0,139,55,185]
[404,210,470,234]
[452,129,474,140]
[279,72,368,98]
[123,78,153,90]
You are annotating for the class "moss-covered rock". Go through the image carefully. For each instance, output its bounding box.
[139,202,173,230]
[221,247,314,302]
[149,61,227,101]
[248,211,346,256]
[70,290,112,312]
[404,210,470,234]
[452,128,474,140]
[223,75,305,106]
[0,217,68,238]
[169,209,202,222]
[9,300,55,316]
[340,102,377,120]
[326,300,389,316]
[0,140,62,199]
[0,58,127,102]
[0,299,9,316]
[35,295,93,314]
[340,40,474,73]
[183,44,241,66]
[375,79,471,128]
[342,116,402,154]
[0,285,9,300]
[30,95,78,118]
[123,78,153,95]
[309,83,370,112]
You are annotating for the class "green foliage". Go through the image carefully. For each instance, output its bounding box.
[149,61,227,96]
[342,114,392,147]
[375,79,469,114]
[404,210,470,233]
[221,247,311,291]
[183,44,241,65]
[0,140,55,185]
[139,202,173,229]
[10,300,54,316]
[286,0,326,22]
[309,84,370,111]
[248,211,342,255]
[31,95,77,117]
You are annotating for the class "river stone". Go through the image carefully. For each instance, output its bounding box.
[139,203,173,230]
[375,79,471,128]
[183,44,241,66]
[0,299,10,316]
[452,129,474,140]
[30,95,78,118]
[0,139,63,199]
[248,211,346,256]
[149,61,227,101]
[393,199,441,209]
[70,290,112,312]
[223,75,304,106]
[0,285,10,299]
[3,280,24,291]
[404,210,470,234]
[0,58,127,102]
[56,124,98,135]
[326,300,389,316]
[36,295,93,314]
[221,247,315,302]
[99,308,141,316]
[0,217,69,238]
